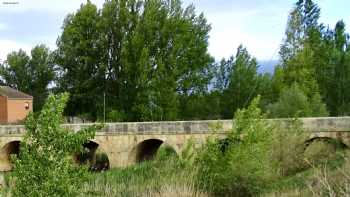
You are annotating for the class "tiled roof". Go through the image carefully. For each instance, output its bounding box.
[0,86,33,99]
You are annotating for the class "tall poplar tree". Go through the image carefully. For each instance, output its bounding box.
[56,0,213,121]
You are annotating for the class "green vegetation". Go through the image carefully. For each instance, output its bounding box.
[0,45,54,111]
[267,83,328,118]
[196,97,274,196]
[8,94,100,196]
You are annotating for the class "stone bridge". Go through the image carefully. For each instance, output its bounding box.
[0,117,350,171]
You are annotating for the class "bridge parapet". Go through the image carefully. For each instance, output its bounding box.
[0,117,350,136]
[0,120,233,136]
[268,117,350,132]
[301,117,350,132]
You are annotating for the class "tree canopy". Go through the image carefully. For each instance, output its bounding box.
[0,0,349,120]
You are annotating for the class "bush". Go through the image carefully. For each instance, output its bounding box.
[10,93,101,197]
[267,83,328,118]
[106,110,125,122]
[270,119,308,176]
[155,145,177,162]
[196,96,275,196]
[304,139,346,167]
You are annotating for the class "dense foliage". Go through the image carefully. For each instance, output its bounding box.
[54,0,213,121]
[196,97,274,196]
[10,93,100,196]
[0,0,349,120]
[0,45,54,111]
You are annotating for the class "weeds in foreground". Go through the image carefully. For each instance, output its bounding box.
[80,152,204,197]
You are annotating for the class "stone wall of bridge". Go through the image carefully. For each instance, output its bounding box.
[0,117,349,171]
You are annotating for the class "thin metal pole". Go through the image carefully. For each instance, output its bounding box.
[103,92,106,123]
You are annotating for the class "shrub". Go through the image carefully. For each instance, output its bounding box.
[304,139,346,167]
[10,93,101,197]
[196,96,275,196]
[106,110,125,122]
[270,119,308,176]
[267,83,328,118]
[155,145,177,162]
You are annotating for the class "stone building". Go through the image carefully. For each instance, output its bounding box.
[0,86,33,124]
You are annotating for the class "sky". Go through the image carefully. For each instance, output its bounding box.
[0,0,349,63]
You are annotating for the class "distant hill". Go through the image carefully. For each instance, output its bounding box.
[258,60,279,74]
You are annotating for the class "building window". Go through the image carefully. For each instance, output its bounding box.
[25,102,29,110]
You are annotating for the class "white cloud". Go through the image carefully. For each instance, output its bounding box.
[202,4,289,60]
[0,0,105,13]
[208,24,281,60]
[0,40,31,62]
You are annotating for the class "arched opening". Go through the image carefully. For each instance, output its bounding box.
[304,137,348,166]
[135,139,164,163]
[131,139,178,163]
[305,137,347,149]
[75,141,109,171]
[0,141,21,171]
[216,138,241,154]
[75,141,99,165]
[93,152,110,171]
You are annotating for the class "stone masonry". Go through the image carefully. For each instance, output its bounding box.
[0,117,349,171]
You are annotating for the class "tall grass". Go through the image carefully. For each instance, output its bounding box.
[80,147,205,197]
[307,153,350,196]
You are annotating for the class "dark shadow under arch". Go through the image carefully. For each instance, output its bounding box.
[0,141,21,171]
[305,137,348,149]
[135,139,164,163]
[131,139,178,163]
[216,138,241,153]
[75,141,110,171]
[2,141,20,159]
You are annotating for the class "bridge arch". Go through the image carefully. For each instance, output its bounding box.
[128,139,178,163]
[0,140,21,171]
[75,140,110,171]
[305,137,348,149]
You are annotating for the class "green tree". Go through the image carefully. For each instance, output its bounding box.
[56,0,213,121]
[328,21,350,115]
[0,45,55,111]
[220,45,265,118]
[0,49,31,91]
[267,83,328,118]
[281,44,319,97]
[276,0,329,114]
[55,1,102,119]
[279,0,320,63]
[11,93,99,196]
